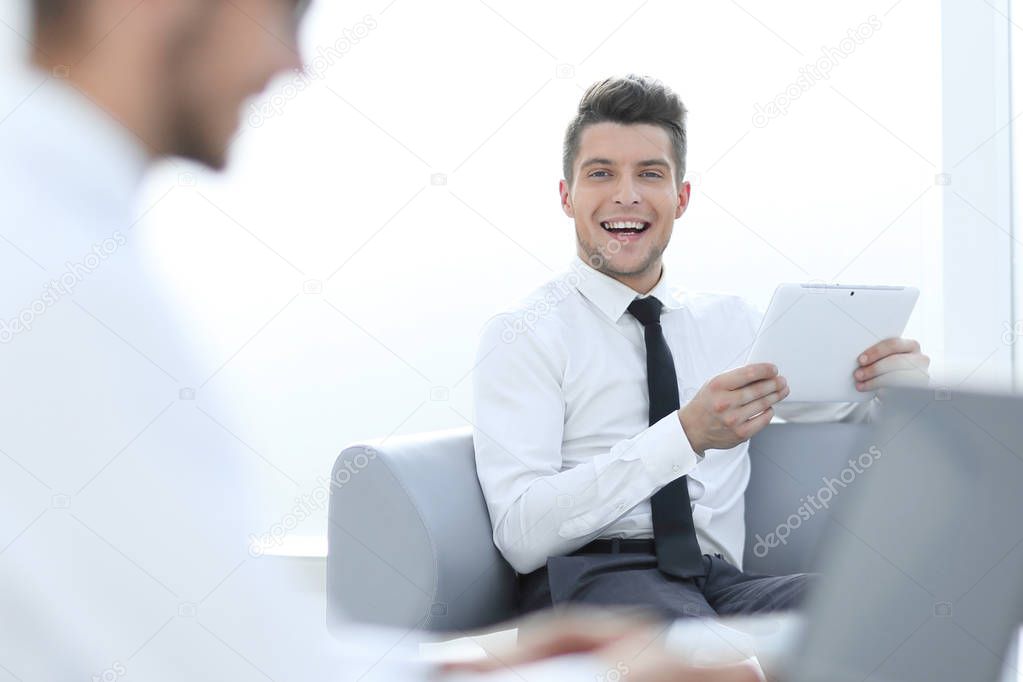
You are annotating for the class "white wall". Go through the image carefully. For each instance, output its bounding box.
[943,0,1015,392]
[1013,0,1023,391]
[132,0,945,536]
[1,0,947,536]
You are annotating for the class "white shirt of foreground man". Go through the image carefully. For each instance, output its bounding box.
[0,65,440,682]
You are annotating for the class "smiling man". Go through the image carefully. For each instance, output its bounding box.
[471,74,930,619]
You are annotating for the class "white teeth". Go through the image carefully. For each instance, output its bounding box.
[602,221,647,231]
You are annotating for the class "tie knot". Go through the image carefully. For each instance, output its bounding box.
[627,296,664,326]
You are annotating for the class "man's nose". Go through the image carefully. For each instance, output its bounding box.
[613,176,641,204]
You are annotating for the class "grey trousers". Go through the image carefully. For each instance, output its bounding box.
[518,550,817,620]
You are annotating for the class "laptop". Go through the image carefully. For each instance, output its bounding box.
[787,386,1023,682]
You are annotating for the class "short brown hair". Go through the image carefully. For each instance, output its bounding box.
[31,0,77,38]
[563,74,688,185]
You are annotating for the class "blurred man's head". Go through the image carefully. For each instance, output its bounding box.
[30,0,306,169]
[559,75,690,292]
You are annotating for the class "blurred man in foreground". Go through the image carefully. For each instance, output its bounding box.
[0,1,760,680]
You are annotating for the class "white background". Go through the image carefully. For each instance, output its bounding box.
[0,0,959,537]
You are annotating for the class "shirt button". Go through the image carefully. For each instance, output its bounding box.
[672,464,681,473]
[615,502,625,512]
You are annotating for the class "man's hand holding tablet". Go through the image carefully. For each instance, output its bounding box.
[854,336,930,393]
[678,363,790,455]
[745,283,924,403]
[675,278,932,453]
[678,340,928,456]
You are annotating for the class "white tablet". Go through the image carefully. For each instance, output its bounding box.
[745,283,919,403]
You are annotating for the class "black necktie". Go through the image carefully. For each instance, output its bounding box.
[627,296,705,578]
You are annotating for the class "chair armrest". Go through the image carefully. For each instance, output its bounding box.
[326,427,516,633]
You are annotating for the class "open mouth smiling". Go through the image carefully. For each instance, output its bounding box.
[601,219,651,236]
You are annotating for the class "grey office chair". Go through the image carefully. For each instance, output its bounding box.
[326,423,870,633]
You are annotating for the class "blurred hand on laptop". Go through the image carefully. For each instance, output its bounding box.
[443,608,761,682]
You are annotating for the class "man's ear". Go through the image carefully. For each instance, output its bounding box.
[559,179,575,218]
[675,179,691,219]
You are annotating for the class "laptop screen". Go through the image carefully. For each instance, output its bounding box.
[788,386,1023,682]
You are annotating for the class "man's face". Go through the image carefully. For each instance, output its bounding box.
[166,0,304,168]
[560,122,689,286]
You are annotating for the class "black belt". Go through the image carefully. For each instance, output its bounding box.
[572,538,656,555]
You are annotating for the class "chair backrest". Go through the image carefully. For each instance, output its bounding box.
[327,422,871,633]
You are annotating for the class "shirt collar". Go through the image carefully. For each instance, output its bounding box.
[569,254,684,323]
[2,63,150,224]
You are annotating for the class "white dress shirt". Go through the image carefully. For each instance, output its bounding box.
[0,64,426,681]
[472,256,874,575]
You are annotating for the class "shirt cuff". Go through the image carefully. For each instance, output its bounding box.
[557,415,703,541]
[632,411,702,487]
